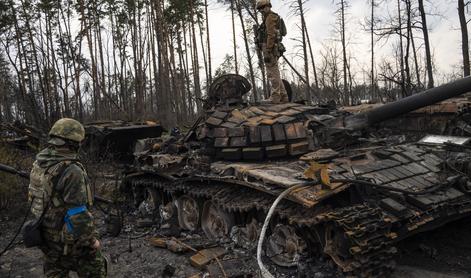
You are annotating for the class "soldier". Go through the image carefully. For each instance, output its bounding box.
[28,118,106,277]
[256,0,289,103]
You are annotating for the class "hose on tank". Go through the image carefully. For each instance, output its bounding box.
[256,184,308,278]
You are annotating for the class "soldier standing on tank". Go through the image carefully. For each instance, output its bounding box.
[28,118,106,277]
[256,0,289,104]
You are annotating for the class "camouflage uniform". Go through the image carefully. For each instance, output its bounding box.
[28,119,106,278]
[259,10,288,103]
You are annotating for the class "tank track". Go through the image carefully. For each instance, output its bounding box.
[127,175,398,277]
[321,205,397,277]
[128,175,325,226]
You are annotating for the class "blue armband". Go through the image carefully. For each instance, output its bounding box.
[64,205,87,232]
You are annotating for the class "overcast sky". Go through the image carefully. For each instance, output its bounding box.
[206,0,464,84]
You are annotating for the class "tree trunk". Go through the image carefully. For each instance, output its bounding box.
[397,0,406,97]
[198,19,209,92]
[20,0,49,124]
[298,0,310,102]
[204,0,212,85]
[340,0,350,104]
[370,0,376,101]
[231,0,239,74]
[190,0,202,112]
[235,0,258,101]
[409,25,421,89]
[417,0,434,87]
[304,25,318,89]
[404,0,412,94]
[458,0,470,77]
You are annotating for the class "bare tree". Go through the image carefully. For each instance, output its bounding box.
[458,0,470,77]
[417,0,434,88]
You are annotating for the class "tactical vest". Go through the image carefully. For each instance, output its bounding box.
[256,12,287,46]
[28,160,92,230]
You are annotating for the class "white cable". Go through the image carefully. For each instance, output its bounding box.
[256,184,306,278]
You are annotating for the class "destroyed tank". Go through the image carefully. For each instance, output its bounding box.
[122,74,471,277]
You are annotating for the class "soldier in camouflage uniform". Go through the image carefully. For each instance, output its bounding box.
[28,118,106,277]
[256,0,289,104]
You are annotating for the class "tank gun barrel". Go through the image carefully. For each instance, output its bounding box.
[344,76,471,130]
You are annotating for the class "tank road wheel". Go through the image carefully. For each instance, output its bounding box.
[176,195,200,231]
[160,201,176,222]
[201,200,235,240]
[231,218,261,250]
[266,224,307,267]
[137,188,161,216]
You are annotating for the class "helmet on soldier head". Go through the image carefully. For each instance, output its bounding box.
[256,0,271,10]
[48,118,85,145]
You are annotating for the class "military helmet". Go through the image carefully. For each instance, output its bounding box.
[256,0,271,9]
[49,118,85,144]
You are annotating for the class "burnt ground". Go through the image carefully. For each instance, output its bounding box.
[0,146,470,278]
[1,202,471,278]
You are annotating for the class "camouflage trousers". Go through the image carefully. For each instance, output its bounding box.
[41,241,106,278]
[264,54,288,103]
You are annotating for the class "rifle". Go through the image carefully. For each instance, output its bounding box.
[0,162,122,236]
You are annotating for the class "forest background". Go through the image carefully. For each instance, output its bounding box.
[0,0,470,128]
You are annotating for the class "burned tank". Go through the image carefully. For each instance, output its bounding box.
[122,74,471,277]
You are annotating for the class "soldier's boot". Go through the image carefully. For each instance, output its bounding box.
[269,93,281,104]
[280,93,289,103]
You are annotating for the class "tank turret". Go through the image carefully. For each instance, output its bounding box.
[195,75,471,160]
[123,74,471,277]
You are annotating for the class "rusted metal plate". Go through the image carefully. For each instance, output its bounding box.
[260,126,272,143]
[248,106,265,115]
[249,126,261,143]
[242,147,264,160]
[288,141,309,156]
[213,128,227,138]
[266,144,287,158]
[280,109,301,117]
[226,116,245,125]
[206,117,223,126]
[219,148,242,160]
[214,138,229,148]
[294,122,307,138]
[230,137,247,147]
[221,122,238,128]
[272,124,286,142]
[275,115,296,124]
[231,109,248,121]
[190,247,227,269]
[260,119,276,125]
[246,116,263,126]
[284,123,297,140]
[227,127,245,137]
[212,111,228,119]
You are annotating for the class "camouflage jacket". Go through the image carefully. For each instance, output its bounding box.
[263,11,280,51]
[29,147,97,247]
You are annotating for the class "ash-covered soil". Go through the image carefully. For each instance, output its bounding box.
[0,153,470,278]
[1,204,470,278]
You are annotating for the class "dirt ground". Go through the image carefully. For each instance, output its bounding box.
[1,203,471,278]
[0,145,470,278]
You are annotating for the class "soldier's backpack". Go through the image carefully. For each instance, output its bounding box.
[278,16,287,38]
[276,14,287,55]
[23,160,75,248]
[28,161,72,218]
